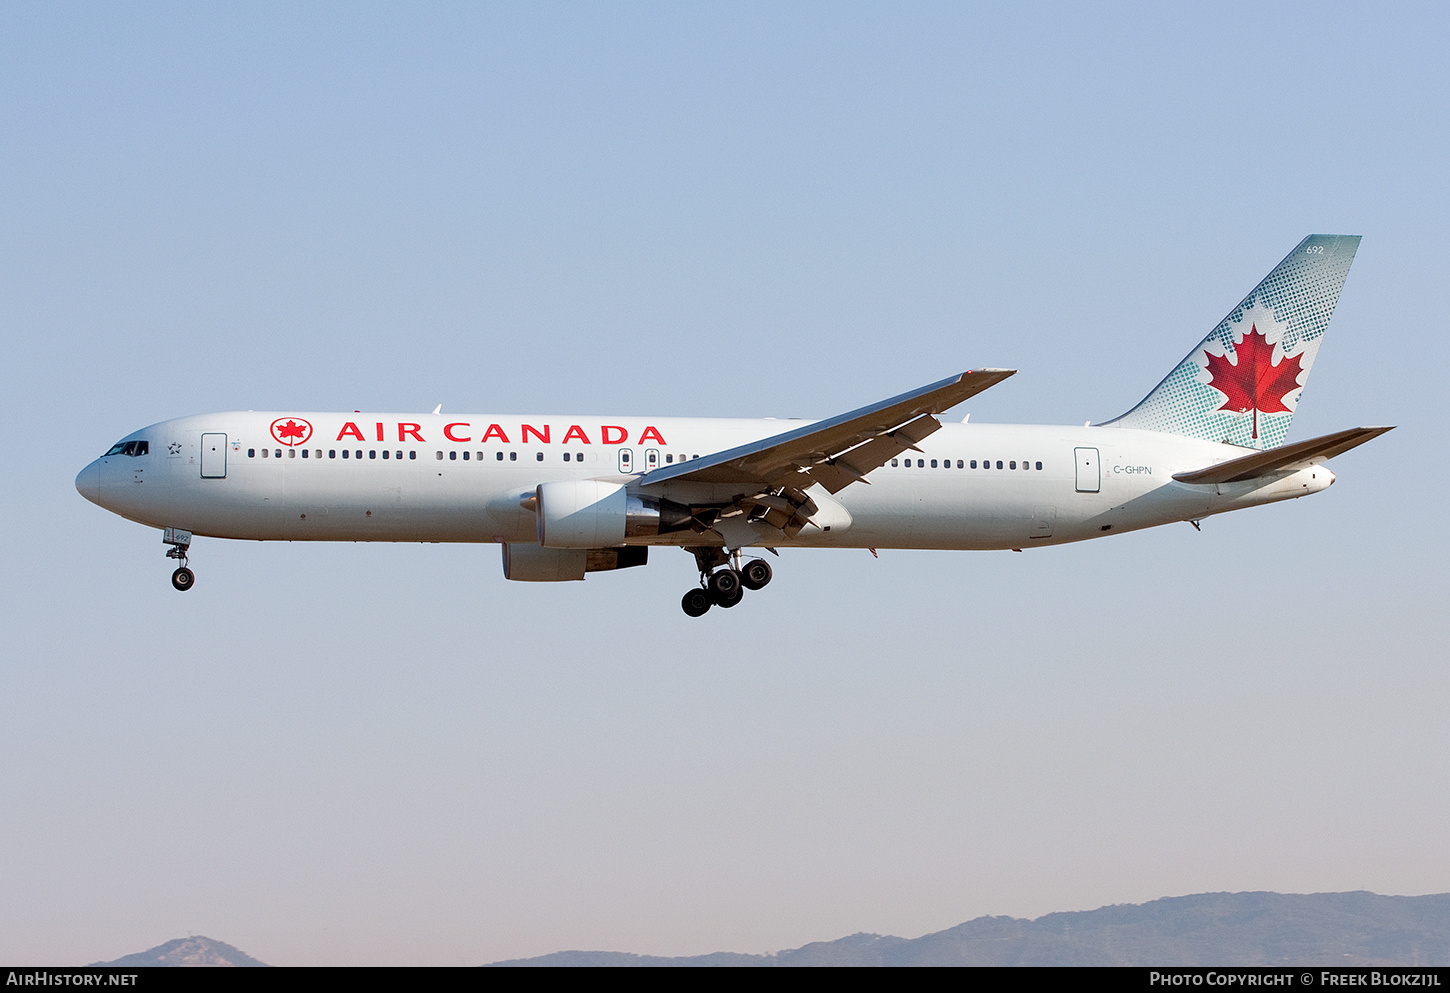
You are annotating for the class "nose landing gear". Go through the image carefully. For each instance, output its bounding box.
[163,527,195,592]
[680,547,774,616]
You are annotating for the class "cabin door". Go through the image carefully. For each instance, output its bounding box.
[1074,447,1100,493]
[200,433,228,479]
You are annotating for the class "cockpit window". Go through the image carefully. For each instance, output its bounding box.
[103,440,149,457]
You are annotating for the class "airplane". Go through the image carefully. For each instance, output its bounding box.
[76,235,1391,616]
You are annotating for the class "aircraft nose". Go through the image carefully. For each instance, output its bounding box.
[75,461,102,506]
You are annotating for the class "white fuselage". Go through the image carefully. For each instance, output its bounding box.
[75,411,1333,552]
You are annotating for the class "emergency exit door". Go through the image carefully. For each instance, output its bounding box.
[201,433,227,478]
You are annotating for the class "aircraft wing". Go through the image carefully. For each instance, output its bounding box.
[1172,426,1394,485]
[638,369,1015,494]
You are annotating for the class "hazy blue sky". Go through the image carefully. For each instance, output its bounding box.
[3,1,1447,966]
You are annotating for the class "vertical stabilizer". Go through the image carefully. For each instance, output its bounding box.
[1101,235,1360,450]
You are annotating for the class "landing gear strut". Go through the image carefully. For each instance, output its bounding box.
[163,527,195,592]
[680,547,773,616]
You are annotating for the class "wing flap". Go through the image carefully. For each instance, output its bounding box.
[1172,426,1393,485]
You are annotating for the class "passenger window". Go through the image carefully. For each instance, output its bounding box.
[356,451,362,459]
[301,449,308,458]
[369,450,377,459]
[931,459,937,468]
[382,450,390,459]
[1036,461,1043,470]
[342,450,349,459]
[536,452,543,461]
[510,452,517,461]
[409,451,416,460]
[248,449,255,458]
[957,460,963,468]
[435,451,442,460]
[563,452,570,462]
[496,451,503,461]
[449,451,457,460]
[891,459,898,467]
[1010,461,1016,469]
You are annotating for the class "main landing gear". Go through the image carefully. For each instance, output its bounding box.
[163,527,195,592]
[680,548,773,616]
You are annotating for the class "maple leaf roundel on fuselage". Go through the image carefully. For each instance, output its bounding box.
[1202,325,1304,440]
[270,417,314,446]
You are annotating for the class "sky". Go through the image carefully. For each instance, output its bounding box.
[2,1,1447,967]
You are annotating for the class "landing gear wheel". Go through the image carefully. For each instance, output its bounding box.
[171,567,195,592]
[708,569,742,600]
[714,586,744,609]
[681,588,712,617]
[740,559,773,590]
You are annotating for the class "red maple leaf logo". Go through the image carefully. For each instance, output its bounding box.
[270,417,313,446]
[1203,325,1304,440]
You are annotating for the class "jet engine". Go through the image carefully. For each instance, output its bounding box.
[534,481,692,548]
[501,542,649,582]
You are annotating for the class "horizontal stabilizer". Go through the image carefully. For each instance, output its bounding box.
[1172,426,1394,485]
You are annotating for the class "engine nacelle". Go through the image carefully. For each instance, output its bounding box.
[536,481,627,547]
[501,542,649,582]
[501,542,587,581]
[535,481,693,548]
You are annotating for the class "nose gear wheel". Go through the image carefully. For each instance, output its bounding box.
[163,527,196,591]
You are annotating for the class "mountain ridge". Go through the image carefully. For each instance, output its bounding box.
[86,891,1450,966]
[485,891,1450,967]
